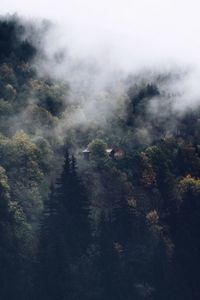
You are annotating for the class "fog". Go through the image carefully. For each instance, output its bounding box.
[1,0,200,71]
[1,0,200,135]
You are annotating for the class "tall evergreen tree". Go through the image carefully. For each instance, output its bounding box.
[37,183,61,300]
[37,150,91,300]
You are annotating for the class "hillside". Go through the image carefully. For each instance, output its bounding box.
[0,16,200,300]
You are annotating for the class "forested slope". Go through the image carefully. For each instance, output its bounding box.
[1,16,200,300]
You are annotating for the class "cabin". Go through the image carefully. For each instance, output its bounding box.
[82,147,124,161]
[82,149,91,161]
[114,148,125,159]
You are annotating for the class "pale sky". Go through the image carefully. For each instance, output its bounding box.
[1,0,200,71]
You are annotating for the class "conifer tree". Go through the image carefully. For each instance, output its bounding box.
[37,182,62,300]
[37,150,91,300]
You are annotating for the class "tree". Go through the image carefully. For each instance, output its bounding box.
[88,139,108,162]
[174,175,200,299]
[92,214,123,300]
[37,151,91,300]
[0,166,30,300]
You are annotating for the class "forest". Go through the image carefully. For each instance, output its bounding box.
[1,16,200,300]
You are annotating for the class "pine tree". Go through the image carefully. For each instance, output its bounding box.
[37,150,91,300]
[67,155,91,256]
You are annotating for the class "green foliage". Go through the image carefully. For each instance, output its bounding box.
[29,79,67,116]
[174,175,200,298]
[0,16,200,300]
[88,139,108,163]
[0,99,13,115]
[0,16,36,63]
[178,175,200,204]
